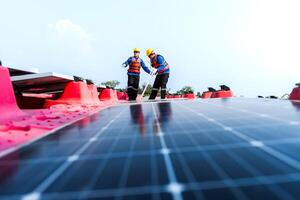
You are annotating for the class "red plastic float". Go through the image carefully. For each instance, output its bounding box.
[0,66,113,156]
[201,91,213,99]
[289,84,300,100]
[45,81,101,108]
[87,84,102,105]
[0,66,27,123]
[99,88,118,102]
[184,93,196,99]
[117,91,128,100]
[211,90,233,98]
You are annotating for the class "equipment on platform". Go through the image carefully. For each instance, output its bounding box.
[208,87,217,92]
[86,79,94,85]
[73,76,85,82]
[220,85,231,91]
[11,72,74,93]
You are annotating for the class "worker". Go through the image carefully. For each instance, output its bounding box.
[146,48,170,100]
[122,48,152,101]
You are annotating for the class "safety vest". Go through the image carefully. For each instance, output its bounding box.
[128,57,142,74]
[150,54,170,74]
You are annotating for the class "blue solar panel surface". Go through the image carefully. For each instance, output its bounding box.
[1,98,300,200]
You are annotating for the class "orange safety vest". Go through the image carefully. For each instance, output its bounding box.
[128,57,141,74]
[150,54,170,74]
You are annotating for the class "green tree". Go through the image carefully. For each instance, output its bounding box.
[101,80,120,89]
[177,86,194,94]
[139,83,153,96]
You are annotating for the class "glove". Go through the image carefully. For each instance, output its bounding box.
[122,63,127,68]
[150,69,157,76]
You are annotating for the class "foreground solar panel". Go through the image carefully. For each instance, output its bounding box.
[1,98,300,200]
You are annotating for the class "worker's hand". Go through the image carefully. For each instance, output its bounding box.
[150,69,157,76]
[122,63,127,68]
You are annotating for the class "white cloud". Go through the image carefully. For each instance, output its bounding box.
[46,19,100,78]
[47,19,94,56]
[48,19,91,41]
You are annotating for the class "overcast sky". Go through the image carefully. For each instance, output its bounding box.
[1,0,300,97]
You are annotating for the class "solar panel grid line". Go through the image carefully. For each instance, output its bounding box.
[179,126,277,199]
[34,185,167,200]
[76,115,130,200]
[129,103,162,200]
[63,104,169,199]
[2,99,300,200]
[84,104,292,129]
[182,172,300,190]
[0,141,158,165]
[3,126,300,169]
[200,100,299,126]
[225,99,293,109]
[0,143,245,166]
[151,103,184,200]
[178,173,300,191]
[191,148,249,199]
[177,102,300,172]
[165,122,207,199]
[114,126,140,199]
[150,118,161,200]
[176,101,300,199]
[0,143,249,167]
[227,125,300,164]
[175,107,251,200]
[0,104,112,160]
[221,149,294,200]
[14,121,297,149]
[22,107,128,200]
[177,115,296,200]
[178,177,295,194]
[3,172,300,200]
[2,127,300,168]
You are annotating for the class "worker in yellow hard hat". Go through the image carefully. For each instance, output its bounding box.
[122,48,152,101]
[146,48,170,100]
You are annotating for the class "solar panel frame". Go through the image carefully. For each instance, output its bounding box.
[8,68,35,77]
[11,72,74,93]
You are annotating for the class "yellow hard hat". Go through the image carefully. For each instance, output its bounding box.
[146,48,154,57]
[133,48,140,52]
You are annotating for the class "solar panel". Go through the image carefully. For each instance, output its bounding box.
[1,98,300,200]
[8,68,35,77]
[11,72,74,93]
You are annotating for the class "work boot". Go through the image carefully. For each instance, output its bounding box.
[161,89,167,99]
[149,89,158,100]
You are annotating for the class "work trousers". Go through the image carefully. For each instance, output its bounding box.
[127,74,140,101]
[149,73,169,100]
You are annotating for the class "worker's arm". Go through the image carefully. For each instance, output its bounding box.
[140,59,151,74]
[122,57,132,67]
[156,55,167,71]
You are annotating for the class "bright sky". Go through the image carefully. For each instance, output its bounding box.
[1,0,300,97]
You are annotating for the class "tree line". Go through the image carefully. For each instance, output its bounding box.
[100,80,196,96]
